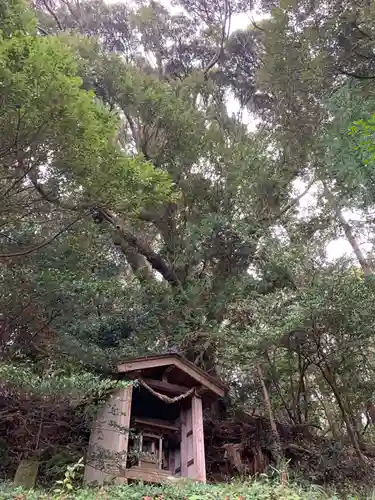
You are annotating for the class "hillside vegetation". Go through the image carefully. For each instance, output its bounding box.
[2,0,375,495]
[0,480,360,500]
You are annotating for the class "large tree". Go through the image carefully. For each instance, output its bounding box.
[2,0,375,486]
[30,0,310,373]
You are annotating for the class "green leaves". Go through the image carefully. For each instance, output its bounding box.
[53,458,85,498]
[0,0,173,381]
[2,0,375,492]
[0,362,121,400]
[0,479,341,499]
[0,5,172,214]
[0,0,35,37]
[350,114,375,166]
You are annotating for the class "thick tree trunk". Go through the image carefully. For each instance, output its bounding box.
[112,231,154,283]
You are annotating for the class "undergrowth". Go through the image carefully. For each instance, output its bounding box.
[0,479,367,500]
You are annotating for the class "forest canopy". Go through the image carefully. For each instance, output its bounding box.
[2,0,375,490]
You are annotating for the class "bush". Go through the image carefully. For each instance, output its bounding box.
[0,479,345,500]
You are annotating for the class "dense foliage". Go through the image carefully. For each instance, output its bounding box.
[0,479,351,500]
[2,0,375,493]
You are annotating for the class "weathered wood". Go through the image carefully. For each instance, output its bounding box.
[174,446,181,476]
[162,365,174,381]
[192,395,206,482]
[124,466,177,483]
[118,384,133,470]
[141,377,191,395]
[141,431,163,439]
[180,404,197,479]
[118,354,226,397]
[138,433,143,467]
[139,459,159,470]
[222,443,244,473]
[85,353,224,485]
[169,447,175,473]
[134,416,179,432]
[180,408,188,477]
[84,385,133,485]
[185,405,195,479]
[159,436,163,469]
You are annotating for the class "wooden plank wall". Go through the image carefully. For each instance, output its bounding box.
[186,405,195,478]
[117,384,133,476]
[180,396,206,482]
[84,385,133,485]
[191,395,206,482]
[180,407,189,477]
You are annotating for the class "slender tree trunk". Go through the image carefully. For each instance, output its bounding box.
[315,388,341,440]
[320,365,367,467]
[323,184,373,278]
[257,363,283,467]
[265,351,296,424]
[301,373,309,423]
[296,354,309,423]
[343,392,364,446]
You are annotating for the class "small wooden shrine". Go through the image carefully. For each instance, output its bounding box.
[84,354,227,485]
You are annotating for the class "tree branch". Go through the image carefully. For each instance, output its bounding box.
[28,172,92,212]
[112,232,154,283]
[0,213,84,260]
[37,24,50,36]
[41,0,63,31]
[99,208,180,285]
[203,0,231,76]
[277,177,315,220]
[28,172,170,283]
[338,68,375,79]
[351,21,372,40]
[249,15,266,32]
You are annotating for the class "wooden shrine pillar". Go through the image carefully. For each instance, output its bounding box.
[84,384,133,485]
[118,384,133,475]
[192,395,206,482]
[180,395,206,483]
[180,407,189,477]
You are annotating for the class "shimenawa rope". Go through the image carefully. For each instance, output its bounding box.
[138,378,195,403]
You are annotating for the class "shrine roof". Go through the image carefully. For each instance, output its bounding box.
[118,353,227,398]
